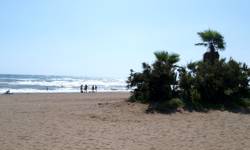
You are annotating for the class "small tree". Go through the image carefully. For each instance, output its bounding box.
[127,63,151,103]
[149,51,179,103]
[127,51,181,110]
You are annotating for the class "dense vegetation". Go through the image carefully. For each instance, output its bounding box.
[127,29,250,112]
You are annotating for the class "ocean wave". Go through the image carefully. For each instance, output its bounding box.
[0,88,130,93]
[8,79,126,88]
[0,74,129,93]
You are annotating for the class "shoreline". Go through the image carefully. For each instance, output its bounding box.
[1,91,130,95]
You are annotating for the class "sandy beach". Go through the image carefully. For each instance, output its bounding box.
[0,93,250,150]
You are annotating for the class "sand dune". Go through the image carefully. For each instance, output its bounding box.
[0,93,250,150]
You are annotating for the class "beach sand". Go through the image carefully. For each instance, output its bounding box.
[0,93,250,150]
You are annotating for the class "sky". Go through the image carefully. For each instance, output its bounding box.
[0,0,249,78]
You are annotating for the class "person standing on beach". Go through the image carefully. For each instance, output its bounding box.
[80,85,83,93]
[92,85,95,93]
[84,84,88,93]
[94,85,97,93]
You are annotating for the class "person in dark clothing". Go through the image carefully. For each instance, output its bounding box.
[92,85,95,93]
[80,85,83,93]
[94,85,97,92]
[84,84,88,93]
[4,90,10,94]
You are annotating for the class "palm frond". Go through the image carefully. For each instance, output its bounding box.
[197,29,226,51]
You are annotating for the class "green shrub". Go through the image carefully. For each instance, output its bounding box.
[167,98,184,109]
[127,29,250,112]
[156,98,184,111]
[128,91,149,103]
[237,98,250,108]
[189,89,204,110]
[127,51,180,106]
[182,59,250,108]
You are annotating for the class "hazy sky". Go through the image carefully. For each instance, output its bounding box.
[0,0,249,78]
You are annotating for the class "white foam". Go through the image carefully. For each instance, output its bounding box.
[0,88,130,94]
[0,76,129,93]
[9,79,127,88]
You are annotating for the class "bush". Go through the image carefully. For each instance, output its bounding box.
[189,89,204,110]
[127,68,150,103]
[128,52,250,111]
[127,29,250,112]
[237,98,250,108]
[179,58,250,109]
[127,51,180,107]
[156,98,184,112]
[167,98,184,109]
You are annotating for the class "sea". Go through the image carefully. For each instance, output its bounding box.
[0,74,129,93]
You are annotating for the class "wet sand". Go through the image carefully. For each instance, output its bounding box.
[0,93,250,150]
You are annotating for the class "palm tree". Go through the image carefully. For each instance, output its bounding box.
[195,29,226,62]
[150,51,180,100]
[154,51,180,66]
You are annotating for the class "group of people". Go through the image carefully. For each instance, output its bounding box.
[80,84,97,93]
